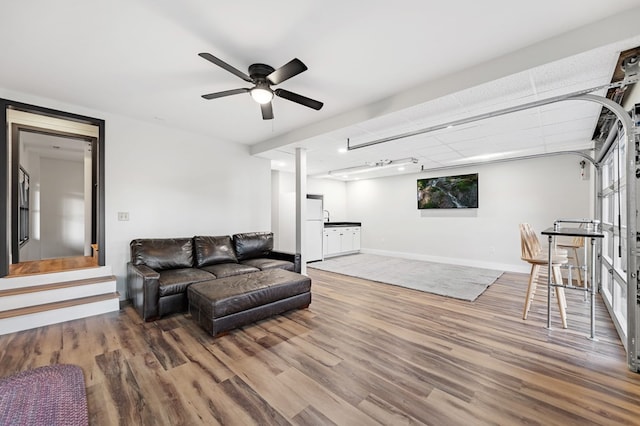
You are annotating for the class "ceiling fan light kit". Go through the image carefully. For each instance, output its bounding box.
[250,86,273,104]
[199,53,323,120]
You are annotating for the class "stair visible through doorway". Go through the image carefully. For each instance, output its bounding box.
[0,266,119,335]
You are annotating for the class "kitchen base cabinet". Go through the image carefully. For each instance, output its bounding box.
[323,226,361,258]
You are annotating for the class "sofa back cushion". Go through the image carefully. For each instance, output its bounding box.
[233,232,273,261]
[130,238,194,270]
[194,235,238,267]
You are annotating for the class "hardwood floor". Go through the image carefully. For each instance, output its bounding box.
[0,268,639,425]
[7,256,98,277]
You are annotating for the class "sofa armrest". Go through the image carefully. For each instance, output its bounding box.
[127,263,161,321]
[267,251,301,273]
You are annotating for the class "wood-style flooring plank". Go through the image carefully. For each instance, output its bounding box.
[126,352,200,426]
[7,256,98,276]
[86,381,117,426]
[0,268,638,424]
[94,349,154,425]
[290,405,337,426]
[166,363,263,426]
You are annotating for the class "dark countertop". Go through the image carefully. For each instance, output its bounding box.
[541,227,604,238]
[324,222,362,228]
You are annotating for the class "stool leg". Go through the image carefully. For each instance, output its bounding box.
[553,264,567,308]
[523,263,539,320]
[573,247,583,287]
[553,266,568,328]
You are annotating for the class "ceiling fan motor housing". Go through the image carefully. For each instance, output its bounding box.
[249,63,276,81]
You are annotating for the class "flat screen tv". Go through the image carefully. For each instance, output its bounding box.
[417,173,478,209]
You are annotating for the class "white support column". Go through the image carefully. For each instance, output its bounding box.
[295,148,307,275]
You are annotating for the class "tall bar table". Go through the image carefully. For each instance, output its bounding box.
[541,225,603,338]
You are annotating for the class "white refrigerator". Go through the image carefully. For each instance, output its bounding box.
[306,195,324,262]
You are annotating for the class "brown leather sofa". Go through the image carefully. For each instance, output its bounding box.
[127,232,301,321]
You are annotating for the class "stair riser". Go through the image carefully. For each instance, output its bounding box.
[0,280,117,311]
[0,266,113,290]
[0,298,120,335]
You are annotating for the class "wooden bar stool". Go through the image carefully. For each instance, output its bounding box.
[557,232,585,288]
[520,223,569,328]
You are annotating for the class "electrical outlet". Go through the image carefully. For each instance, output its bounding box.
[118,212,129,221]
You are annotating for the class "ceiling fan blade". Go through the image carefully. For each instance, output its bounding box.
[275,89,323,110]
[198,52,252,82]
[201,88,249,100]
[261,102,274,120]
[267,58,308,85]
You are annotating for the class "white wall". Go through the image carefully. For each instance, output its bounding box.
[2,88,272,298]
[344,155,592,273]
[271,170,296,252]
[105,115,271,297]
[271,157,592,273]
[40,157,85,258]
[308,178,347,222]
[271,170,348,252]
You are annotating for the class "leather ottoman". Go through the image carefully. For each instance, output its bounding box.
[187,269,311,336]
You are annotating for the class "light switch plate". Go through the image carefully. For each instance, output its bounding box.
[117,212,129,221]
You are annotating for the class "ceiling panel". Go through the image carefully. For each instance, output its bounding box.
[530,46,618,97]
[454,71,536,113]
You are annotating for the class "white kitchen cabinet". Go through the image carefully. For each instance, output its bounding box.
[340,229,354,252]
[351,227,361,251]
[325,228,342,255]
[323,231,329,256]
[323,226,361,257]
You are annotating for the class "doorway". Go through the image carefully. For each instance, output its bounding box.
[12,127,97,263]
[0,100,105,277]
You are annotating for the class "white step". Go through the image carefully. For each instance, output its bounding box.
[0,265,113,290]
[0,276,117,311]
[0,294,120,335]
[0,266,120,335]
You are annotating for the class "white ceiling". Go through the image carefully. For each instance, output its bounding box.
[1,1,640,180]
[21,133,89,162]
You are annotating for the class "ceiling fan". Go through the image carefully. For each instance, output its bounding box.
[199,52,324,120]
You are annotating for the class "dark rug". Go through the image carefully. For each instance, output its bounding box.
[0,364,88,425]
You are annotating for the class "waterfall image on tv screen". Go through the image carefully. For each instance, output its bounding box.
[417,173,478,209]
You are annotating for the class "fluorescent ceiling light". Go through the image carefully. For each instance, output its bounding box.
[328,157,418,176]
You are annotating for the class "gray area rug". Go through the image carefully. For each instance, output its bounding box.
[309,253,503,301]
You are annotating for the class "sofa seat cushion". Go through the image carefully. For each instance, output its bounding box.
[188,269,311,318]
[199,263,259,278]
[194,235,238,267]
[158,268,215,297]
[241,258,294,272]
